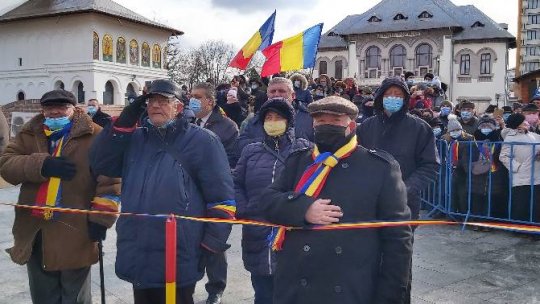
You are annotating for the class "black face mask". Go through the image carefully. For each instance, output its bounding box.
[314,124,350,153]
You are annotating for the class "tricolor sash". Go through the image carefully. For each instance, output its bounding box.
[270,135,358,250]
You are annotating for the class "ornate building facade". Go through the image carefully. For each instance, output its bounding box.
[316,0,515,108]
[0,0,182,105]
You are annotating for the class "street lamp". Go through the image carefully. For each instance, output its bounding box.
[495,93,501,107]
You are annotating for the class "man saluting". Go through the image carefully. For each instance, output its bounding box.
[262,96,413,304]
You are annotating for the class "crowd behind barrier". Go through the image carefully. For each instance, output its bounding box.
[422,139,540,226]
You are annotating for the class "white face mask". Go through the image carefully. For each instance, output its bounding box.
[450,130,462,139]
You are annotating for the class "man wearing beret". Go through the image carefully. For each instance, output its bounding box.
[261,96,413,304]
[0,90,121,304]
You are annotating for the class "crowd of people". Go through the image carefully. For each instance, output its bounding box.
[0,70,538,304]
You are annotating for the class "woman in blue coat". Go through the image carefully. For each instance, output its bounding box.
[234,99,311,304]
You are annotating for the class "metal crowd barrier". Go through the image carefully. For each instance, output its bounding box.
[421,139,540,227]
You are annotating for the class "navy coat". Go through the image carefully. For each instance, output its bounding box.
[89,118,234,288]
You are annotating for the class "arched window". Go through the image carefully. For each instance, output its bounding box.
[129,39,139,65]
[335,60,343,80]
[54,81,65,90]
[152,44,162,68]
[93,32,99,60]
[141,42,150,67]
[103,81,114,105]
[103,34,113,62]
[163,47,168,69]
[17,91,25,101]
[460,54,470,75]
[77,82,85,103]
[415,44,432,67]
[117,37,126,64]
[390,45,407,68]
[366,46,381,68]
[319,61,328,75]
[480,53,492,74]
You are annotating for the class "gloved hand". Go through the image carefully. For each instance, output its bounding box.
[88,221,107,242]
[41,156,77,180]
[115,94,147,127]
[197,246,215,272]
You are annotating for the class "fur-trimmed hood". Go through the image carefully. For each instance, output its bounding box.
[290,73,308,90]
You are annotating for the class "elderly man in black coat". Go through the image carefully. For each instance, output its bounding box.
[87,98,111,128]
[357,77,440,304]
[188,82,239,304]
[262,96,412,304]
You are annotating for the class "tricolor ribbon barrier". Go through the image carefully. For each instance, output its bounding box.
[1,201,539,304]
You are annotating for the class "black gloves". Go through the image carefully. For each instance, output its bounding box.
[115,94,147,128]
[88,221,107,242]
[41,157,76,180]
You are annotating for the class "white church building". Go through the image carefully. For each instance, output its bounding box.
[0,0,183,105]
[315,0,516,108]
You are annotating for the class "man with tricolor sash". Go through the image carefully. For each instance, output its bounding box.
[89,79,235,304]
[0,90,121,304]
[261,96,413,304]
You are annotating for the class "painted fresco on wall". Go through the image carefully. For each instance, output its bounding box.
[130,39,139,65]
[93,32,99,60]
[142,42,150,67]
[152,44,161,68]
[117,37,126,63]
[103,34,113,62]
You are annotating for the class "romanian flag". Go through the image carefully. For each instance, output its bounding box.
[260,23,323,77]
[229,11,276,70]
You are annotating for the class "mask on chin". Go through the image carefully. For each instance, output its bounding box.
[314,124,353,153]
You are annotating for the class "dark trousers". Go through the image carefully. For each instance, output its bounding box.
[133,285,195,304]
[27,233,92,304]
[251,274,274,304]
[205,251,227,295]
[404,233,415,304]
[511,185,540,222]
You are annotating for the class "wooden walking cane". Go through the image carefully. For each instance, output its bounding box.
[98,240,106,304]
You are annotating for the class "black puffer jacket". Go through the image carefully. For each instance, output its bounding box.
[357,77,440,219]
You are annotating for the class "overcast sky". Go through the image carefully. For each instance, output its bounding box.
[0,0,518,66]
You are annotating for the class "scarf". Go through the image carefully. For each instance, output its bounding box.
[270,135,358,251]
[32,123,72,220]
[477,142,499,172]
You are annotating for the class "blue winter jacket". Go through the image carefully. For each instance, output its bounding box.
[235,131,311,275]
[89,117,234,288]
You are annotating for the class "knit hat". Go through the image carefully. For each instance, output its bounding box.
[259,98,295,126]
[477,115,497,129]
[40,90,77,106]
[447,114,462,132]
[428,117,444,128]
[440,100,453,108]
[506,113,525,129]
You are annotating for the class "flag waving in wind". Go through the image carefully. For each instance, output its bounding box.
[260,23,323,77]
[229,11,276,70]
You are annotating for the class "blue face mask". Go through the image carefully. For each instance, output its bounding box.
[87,106,97,116]
[480,128,493,135]
[440,107,451,116]
[433,127,442,137]
[461,111,473,120]
[450,130,462,139]
[189,98,202,114]
[44,116,71,131]
[383,96,404,113]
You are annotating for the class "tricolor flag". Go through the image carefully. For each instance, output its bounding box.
[260,23,323,77]
[229,11,276,70]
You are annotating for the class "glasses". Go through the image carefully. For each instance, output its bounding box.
[146,96,176,106]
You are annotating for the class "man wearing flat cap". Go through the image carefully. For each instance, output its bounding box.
[261,96,413,304]
[0,90,121,304]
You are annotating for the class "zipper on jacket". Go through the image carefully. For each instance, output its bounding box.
[268,138,281,274]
